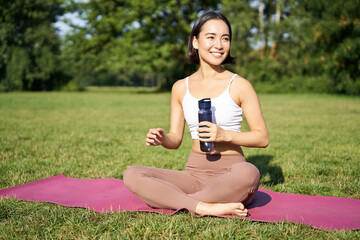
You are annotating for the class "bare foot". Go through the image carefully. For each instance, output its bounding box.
[195,201,248,217]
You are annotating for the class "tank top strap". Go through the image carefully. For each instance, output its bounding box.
[185,77,189,90]
[227,74,237,90]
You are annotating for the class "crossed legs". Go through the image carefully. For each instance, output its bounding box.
[123,158,260,216]
[123,166,202,212]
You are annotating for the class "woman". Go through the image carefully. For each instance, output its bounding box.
[124,11,269,217]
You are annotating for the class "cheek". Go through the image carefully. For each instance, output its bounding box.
[224,42,231,50]
[223,43,231,56]
[198,39,212,49]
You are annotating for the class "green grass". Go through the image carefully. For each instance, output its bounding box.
[0,88,359,239]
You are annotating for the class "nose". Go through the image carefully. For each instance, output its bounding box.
[214,38,223,49]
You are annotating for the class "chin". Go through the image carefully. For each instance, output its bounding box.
[209,59,226,66]
[199,56,227,66]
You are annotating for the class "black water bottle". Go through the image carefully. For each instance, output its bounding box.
[198,98,214,152]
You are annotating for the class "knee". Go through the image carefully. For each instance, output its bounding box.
[123,166,142,191]
[231,162,260,189]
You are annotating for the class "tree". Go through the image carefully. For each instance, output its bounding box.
[302,0,360,94]
[223,0,360,95]
[61,0,359,94]
[0,0,66,91]
[62,0,219,89]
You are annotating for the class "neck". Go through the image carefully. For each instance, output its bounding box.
[197,62,225,80]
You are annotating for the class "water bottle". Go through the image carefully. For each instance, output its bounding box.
[198,98,214,152]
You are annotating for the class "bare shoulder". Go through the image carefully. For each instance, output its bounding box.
[172,78,187,93]
[230,74,258,104]
[171,78,187,102]
[232,75,253,90]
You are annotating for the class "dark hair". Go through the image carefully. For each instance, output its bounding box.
[188,11,236,65]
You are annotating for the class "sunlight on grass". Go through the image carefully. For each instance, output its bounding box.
[0,89,359,238]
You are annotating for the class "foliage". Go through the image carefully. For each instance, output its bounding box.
[222,0,360,95]
[0,0,68,91]
[306,0,360,94]
[0,0,359,94]
[61,0,218,89]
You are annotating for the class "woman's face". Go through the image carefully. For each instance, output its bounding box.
[193,19,230,67]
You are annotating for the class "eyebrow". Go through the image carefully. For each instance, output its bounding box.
[205,33,230,37]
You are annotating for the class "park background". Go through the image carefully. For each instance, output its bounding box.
[1,0,360,239]
[0,0,359,94]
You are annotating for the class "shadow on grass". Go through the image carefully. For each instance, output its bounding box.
[246,155,285,186]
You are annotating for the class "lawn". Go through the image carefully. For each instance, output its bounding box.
[0,88,359,239]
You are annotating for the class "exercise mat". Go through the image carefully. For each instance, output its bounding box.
[1,175,359,231]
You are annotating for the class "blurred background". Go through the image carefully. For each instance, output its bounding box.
[0,0,359,94]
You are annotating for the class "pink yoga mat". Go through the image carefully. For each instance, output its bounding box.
[1,175,359,231]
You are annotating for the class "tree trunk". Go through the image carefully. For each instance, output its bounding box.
[259,2,265,58]
[270,0,281,61]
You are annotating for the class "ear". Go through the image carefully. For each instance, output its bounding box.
[192,36,198,50]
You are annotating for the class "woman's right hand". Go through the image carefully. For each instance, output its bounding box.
[146,128,166,146]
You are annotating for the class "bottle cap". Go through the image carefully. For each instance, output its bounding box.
[198,98,211,109]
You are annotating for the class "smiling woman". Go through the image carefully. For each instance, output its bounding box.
[192,20,231,66]
[188,12,236,65]
[124,11,269,217]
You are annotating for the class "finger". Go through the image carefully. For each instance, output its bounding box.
[147,129,155,137]
[153,139,162,145]
[147,132,156,138]
[155,130,164,138]
[147,136,158,143]
[157,128,165,136]
[150,128,162,135]
[198,135,210,141]
[145,138,155,145]
[198,138,211,143]
[198,130,214,137]
[198,134,211,142]
[197,127,211,133]
[198,121,212,127]
[146,141,159,146]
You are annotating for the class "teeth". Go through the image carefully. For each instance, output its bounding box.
[211,52,222,57]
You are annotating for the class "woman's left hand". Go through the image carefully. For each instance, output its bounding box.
[197,121,228,142]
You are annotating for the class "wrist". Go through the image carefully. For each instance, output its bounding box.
[221,129,232,143]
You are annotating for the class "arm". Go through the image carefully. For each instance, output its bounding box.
[198,78,269,148]
[145,80,186,149]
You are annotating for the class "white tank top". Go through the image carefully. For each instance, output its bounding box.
[182,74,243,139]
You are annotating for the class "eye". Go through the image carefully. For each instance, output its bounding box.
[207,36,214,39]
[222,37,229,41]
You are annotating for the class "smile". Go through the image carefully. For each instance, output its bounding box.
[210,52,223,58]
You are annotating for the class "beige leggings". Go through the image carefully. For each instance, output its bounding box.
[123,151,260,212]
